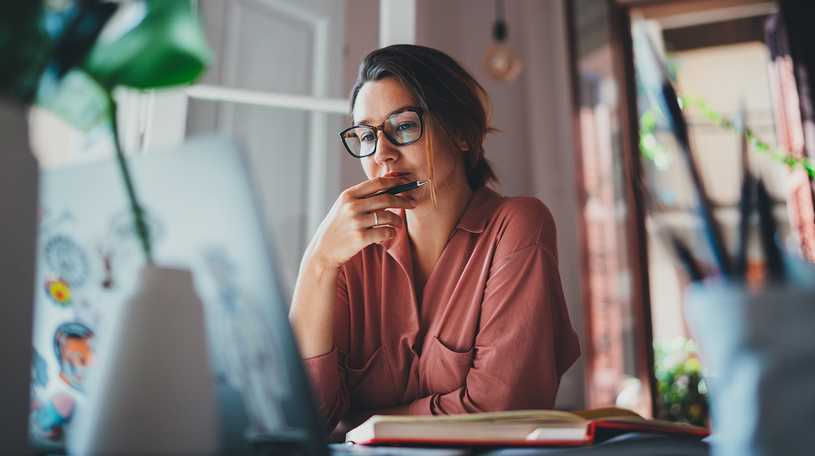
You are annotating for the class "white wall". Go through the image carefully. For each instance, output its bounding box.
[416,0,531,197]
[416,0,585,409]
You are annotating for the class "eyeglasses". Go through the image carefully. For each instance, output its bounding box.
[339,107,424,158]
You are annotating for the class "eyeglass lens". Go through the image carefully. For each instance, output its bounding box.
[342,110,422,157]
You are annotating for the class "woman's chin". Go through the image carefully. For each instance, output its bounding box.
[408,189,431,207]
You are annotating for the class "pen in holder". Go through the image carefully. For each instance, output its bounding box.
[633,24,811,456]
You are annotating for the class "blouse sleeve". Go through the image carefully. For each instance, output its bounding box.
[407,206,580,415]
[301,267,352,433]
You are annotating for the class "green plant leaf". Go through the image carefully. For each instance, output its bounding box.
[82,0,211,90]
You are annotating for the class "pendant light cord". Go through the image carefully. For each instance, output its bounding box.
[493,0,507,41]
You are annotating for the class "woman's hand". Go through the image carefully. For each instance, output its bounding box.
[291,176,415,358]
[306,176,416,268]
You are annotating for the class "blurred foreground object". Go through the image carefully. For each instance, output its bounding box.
[82,0,211,89]
[0,2,48,101]
[0,97,39,455]
[686,275,815,456]
[1,2,114,452]
[0,5,42,452]
[68,267,217,454]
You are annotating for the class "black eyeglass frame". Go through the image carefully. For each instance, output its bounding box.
[338,107,425,158]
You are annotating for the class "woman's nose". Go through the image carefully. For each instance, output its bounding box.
[372,130,399,165]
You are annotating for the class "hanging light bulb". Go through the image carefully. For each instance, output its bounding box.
[484,0,523,82]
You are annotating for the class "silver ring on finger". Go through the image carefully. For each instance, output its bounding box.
[373,211,379,226]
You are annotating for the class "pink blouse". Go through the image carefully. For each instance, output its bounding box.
[303,187,580,436]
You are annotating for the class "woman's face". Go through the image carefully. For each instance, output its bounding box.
[352,77,464,203]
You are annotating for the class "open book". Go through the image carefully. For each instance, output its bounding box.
[346,407,709,447]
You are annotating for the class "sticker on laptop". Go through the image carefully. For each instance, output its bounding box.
[44,278,73,306]
[30,391,76,442]
[44,235,89,288]
[31,348,49,388]
[53,322,94,392]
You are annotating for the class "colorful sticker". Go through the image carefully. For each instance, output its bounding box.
[31,348,49,388]
[44,278,72,306]
[31,392,75,442]
[53,322,94,392]
[44,235,89,287]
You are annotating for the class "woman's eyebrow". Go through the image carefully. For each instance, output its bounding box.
[354,105,414,126]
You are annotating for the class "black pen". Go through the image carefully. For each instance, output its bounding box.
[368,179,429,197]
[662,81,732,277]
[670,234,705,282]
[736,105,752,279]
[756,179,784,281]
[735,172,754,279]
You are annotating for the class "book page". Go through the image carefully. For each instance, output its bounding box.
[369,409,586,424]
[572,407,643,420]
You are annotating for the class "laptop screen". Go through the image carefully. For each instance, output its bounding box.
[31,136,326,454]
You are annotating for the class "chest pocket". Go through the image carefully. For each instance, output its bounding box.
[346,345,399,409]
[421,336,474,395]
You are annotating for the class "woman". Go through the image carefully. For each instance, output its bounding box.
[289,44,580,437]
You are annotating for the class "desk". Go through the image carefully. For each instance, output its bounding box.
[328,434,710,455]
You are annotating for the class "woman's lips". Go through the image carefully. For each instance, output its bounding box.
[383,171,411,178]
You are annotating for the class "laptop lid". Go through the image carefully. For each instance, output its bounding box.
[31,136,327,455]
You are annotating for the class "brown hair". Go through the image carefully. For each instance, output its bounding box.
[350,44,498,190]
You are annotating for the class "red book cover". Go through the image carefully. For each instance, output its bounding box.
[346,409,709,447]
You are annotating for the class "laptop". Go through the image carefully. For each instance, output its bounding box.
[31,136,329,454]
